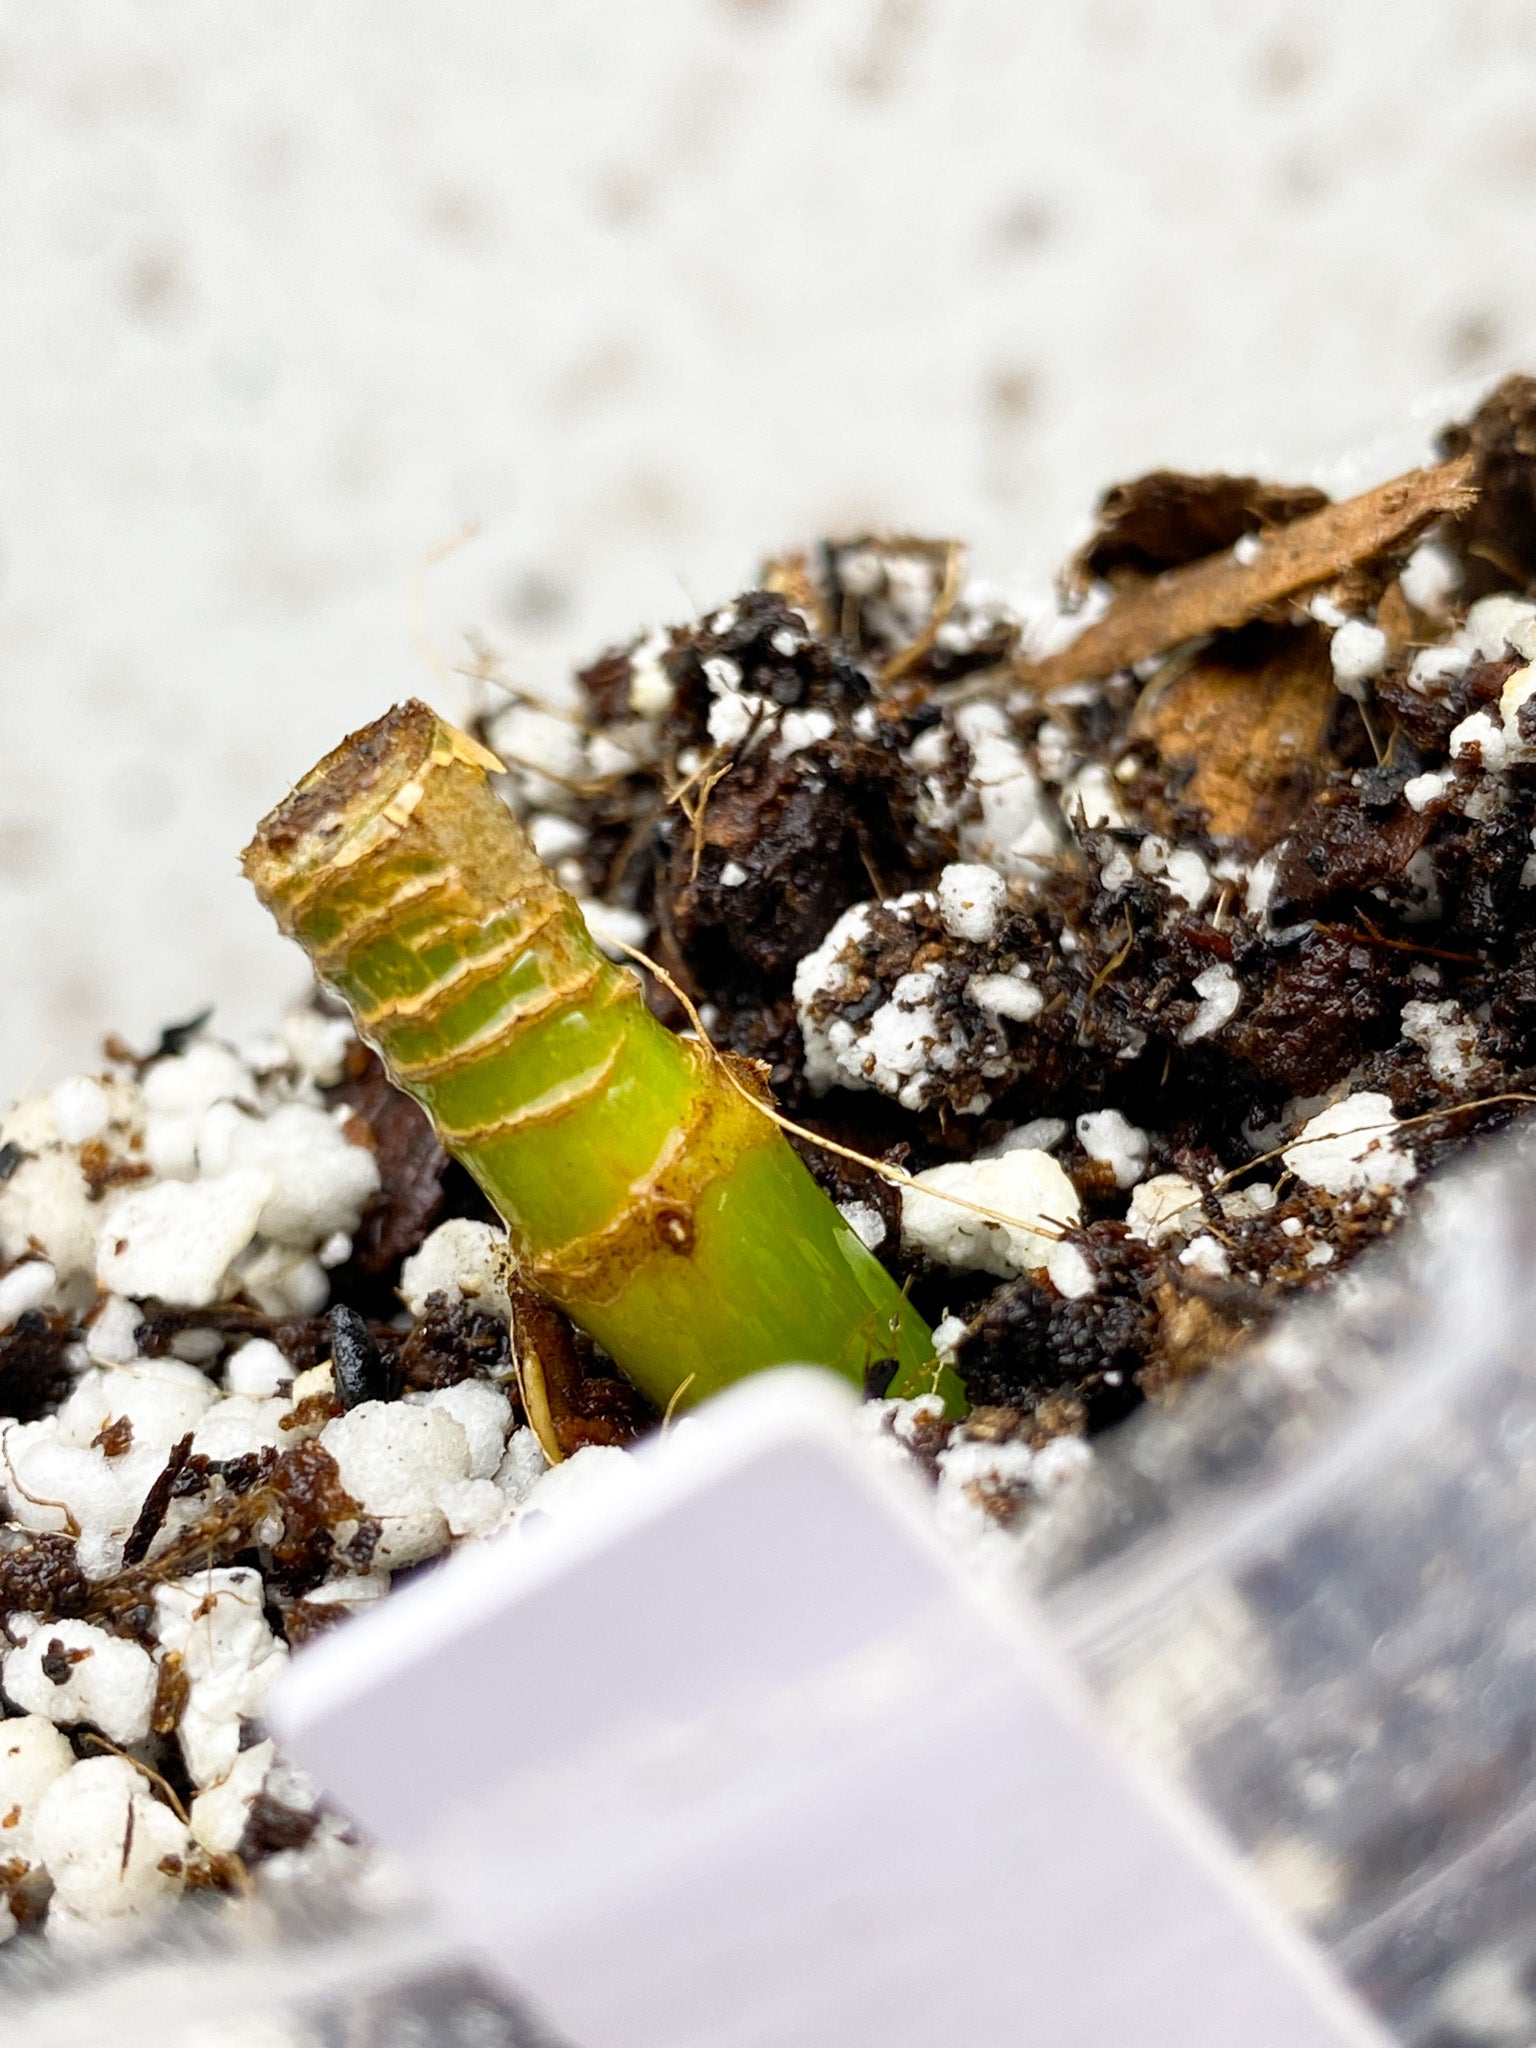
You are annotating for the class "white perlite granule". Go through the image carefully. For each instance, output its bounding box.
[577,899,648,958]
[837,1200,887,1250]
[953,701,1062,875]
[411,1379,514,1480]
[1408,644,1471,697]
[966,969,1044,1022]
[0,1150,100,1286]
[983,1118,1068,1157]
[0,1259,57,1323]
[527,812,588,863]
[626,627,674,719]
[399,1218,512,1320]
[777,707,834,756]
[48,1077,111,1145]
[706,690,769,750]
[1100,845,1135,893]
[1180,962,1242,1045]
[154,1568,288,1788]
[224,1338,293,1398]
[1403,769,1453,813]
[0,1716,77,1859]
[792,899,872,1093]
[2,1619,158,1746]
[1063,763,1125,831]
[1400,998,1481,1087]
[95,1171,275,1308]
[1282,1092,1417,1198]
[321,1400,474,1570]
[1075,1109,1149,1189]
[516,1442,643,1532]
[191,1741,275,1857]
[900,1149,1093,1295]
[1461,593,1536,663]
[1179,1234,1230,1280]
[1400,540,1460,615]
[935,862,1006,943]
[486,702,589,813]
[1221,1181,1277,1223]
[30,1757,191,1946]
[1137,834,1211,911]
[1,1361,224,1574]
[1245,852,1278,919]
[1126,1173,1204,1248]
[929,1316,968,1361]
[1328,620,1388,699]
[209,1107,378,1253]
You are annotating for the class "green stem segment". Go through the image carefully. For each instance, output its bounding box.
[242,702,962,1416]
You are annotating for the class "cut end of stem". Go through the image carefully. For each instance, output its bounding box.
[241,701,504,902]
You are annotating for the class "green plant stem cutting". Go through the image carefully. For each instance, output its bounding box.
[242,700,962,1416]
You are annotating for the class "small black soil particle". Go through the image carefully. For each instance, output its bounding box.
[0,1312,79,1423]
[327,1303,393,1408]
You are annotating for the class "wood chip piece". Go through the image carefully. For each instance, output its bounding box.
[1139,1283,1254,1397]
[1022,456,1478,691]
[1131,625,1337,853]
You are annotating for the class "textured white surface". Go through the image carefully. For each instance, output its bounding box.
[3,0,1536,1096]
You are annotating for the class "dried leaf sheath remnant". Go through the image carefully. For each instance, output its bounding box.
[1061,471,1331,600]
[1131,626,1338,854]
[242,702,948,1414]
[1023,456,1478,690]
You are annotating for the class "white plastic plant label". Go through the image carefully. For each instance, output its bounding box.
[274,1370,1388,2048]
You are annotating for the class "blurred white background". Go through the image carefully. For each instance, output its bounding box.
[3,0,1536,1099]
